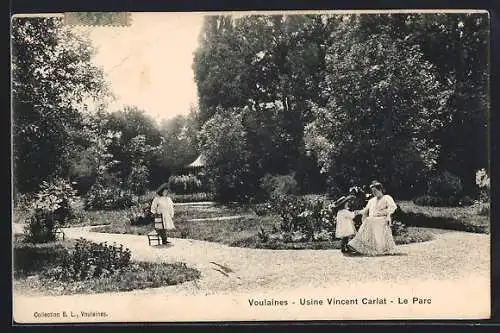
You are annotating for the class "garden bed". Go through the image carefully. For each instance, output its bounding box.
[13,237,201,296]
[231,226,435,250]
[91,213,435,250]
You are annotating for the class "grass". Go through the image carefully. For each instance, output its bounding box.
[13,237,201,296]
[397,201,490,234]
[69,203,253,228]
[90,208,435,250]
[71,209,127,226]
[92,215,272,242]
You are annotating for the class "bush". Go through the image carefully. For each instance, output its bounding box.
[43,238,131,281]
[413,195,474,207]
[270,195,337,240]
[474,201,490,216]
[20,178,78,226]
[427,171,463,198]
[390,220,408,237]
[252,202,273,216]
[394,208,488,233]
[475,168,490,203]
[84,183,134,210]
[170,192,214,203]
[168,175,203,195]
[126,164,150,196]
[127,201,153,226]
[260,173,299,200]
[23,209,57,243]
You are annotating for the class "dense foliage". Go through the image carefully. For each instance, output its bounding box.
[12,17,108,194]
[168,174,204,194]
[43,238,131,281]
[193,13,489,202]
[21,178,78,243]
[13,13,489,209]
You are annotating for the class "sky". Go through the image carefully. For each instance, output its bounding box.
[76,13,205,122]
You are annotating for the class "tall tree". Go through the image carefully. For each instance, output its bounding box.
[404,13,489,192]
[157,107,200,182]
[304,15,453,197]
[12,17,108,193]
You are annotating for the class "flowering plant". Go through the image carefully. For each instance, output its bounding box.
[475,168,490,203]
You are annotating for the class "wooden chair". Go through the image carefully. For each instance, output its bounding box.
[147,214,164,246]
[147,230,161,246]
[54,224,65,240]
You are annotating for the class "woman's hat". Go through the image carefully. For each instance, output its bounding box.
[333,195,355,208]
[156,183,169,195]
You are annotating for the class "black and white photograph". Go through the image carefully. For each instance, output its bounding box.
[11,10,491,322]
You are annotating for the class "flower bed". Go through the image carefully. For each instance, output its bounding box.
[13,237,200,295]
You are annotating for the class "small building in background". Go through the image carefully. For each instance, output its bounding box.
[185,154,205,173]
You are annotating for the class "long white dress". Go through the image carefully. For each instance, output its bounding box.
[335,209,356,238]
[150,196,176,230]
[348,195,397,255]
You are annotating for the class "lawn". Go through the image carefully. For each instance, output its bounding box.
[90,210,435,250]
[397,200,489,234]
[13,235,201,296]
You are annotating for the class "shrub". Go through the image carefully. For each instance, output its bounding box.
[271,195,307,233]
[413,195,474,207]
[474,201,490,216]
[252,202,273,216]
[84,183,133,210]
[475,168,490,203]
[427,171,463,198]
[43,238,131,281]
[168,175,203,195]
[23,209,57,243]
[126,164,150,196]
[270,195,337,240]
[127,201,153,226]
[23,178,78,226]
[395,209,488,233]
[390,220,408,237]
[260,173,299,200]
[170,192,214,203]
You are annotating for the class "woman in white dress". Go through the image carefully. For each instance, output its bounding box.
[347,181,398,256]
[150,183,175,244]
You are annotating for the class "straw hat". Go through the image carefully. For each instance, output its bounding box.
[155,183,170,195]
[333,195,355,208]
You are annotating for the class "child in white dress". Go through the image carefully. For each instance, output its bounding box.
[150,183,175,244]
[334,195,357,253]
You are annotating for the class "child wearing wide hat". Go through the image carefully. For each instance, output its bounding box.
[333,195,357,253]
[150,183,176,245]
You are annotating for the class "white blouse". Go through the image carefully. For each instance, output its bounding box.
[359,195,397,218]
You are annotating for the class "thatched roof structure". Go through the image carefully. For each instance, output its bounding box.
[186,154,205,169]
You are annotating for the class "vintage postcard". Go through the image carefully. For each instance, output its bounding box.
[11,10,491,323]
